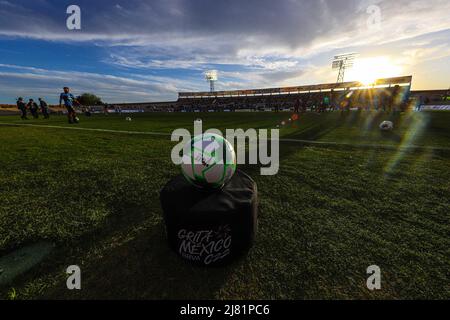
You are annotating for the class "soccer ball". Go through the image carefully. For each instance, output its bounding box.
[126,117,132,121]
[181,133,236,189]
[379,121,394,131]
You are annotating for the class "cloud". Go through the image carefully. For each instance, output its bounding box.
[1,1,448,50]
[0,0,449,100]
[0,64,189,103]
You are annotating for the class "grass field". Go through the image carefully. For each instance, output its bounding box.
[0,111,449,299]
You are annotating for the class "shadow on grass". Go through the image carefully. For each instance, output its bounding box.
[0,177,243,300]
[284,112,346,141]
[380,131,402,143]
[44,221,238,300]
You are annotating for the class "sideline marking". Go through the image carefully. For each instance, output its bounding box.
[0,122,448,152]
[0,122,171,136]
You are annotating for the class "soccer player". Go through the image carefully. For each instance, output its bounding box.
[27,99,39,119]
[38,98,50,119]
[294,98,300,113]
[59,87,79,124]
[17,97,28,120]
[323,95,330,112]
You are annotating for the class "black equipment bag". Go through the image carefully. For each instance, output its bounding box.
[160,170,258,267]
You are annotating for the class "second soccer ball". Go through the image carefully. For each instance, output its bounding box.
[379,121,394,131]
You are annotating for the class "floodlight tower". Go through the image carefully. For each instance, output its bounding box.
[205,70,218,93]
[332,53,358,83]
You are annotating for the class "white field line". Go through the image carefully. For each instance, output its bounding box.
[0,122,449,152]
[278,138,450,151]
[0,122,171,136]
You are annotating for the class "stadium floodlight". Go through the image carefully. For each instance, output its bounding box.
[205,70,218,93]
[332,53,358,83]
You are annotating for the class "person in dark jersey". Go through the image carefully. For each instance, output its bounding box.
[38,98,50,119]
[27,99,39,119]
[17,97,28,120]
[294,98,300,113]
[59,87,80,124]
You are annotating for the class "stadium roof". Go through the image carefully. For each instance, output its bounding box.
[179,76,413,99]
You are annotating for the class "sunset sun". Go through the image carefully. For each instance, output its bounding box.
[348,56,403,85]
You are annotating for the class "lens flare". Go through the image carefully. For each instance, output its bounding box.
[383,112,429,176]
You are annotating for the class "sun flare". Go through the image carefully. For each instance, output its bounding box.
[348,56,403,85]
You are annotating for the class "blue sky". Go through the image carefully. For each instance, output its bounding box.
[0,0,449,103]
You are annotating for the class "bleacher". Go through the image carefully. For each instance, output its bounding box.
[111,101,178,112]
[174,76,412,111]
[91,76,450,113]
[176,76,413,112]
[4,76,448,114]
[410,89,450,105]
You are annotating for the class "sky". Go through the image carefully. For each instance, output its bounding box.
[0,0,449,104]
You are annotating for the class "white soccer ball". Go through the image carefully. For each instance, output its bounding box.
[181,133,236,189]
[126,117,132,121]
[379,121,394,131]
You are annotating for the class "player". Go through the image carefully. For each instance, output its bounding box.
[294,98,300,113]
[59,87,80,124]
[323,95,330,112]
[27,99,39,119]
[17,97,28,120]
[38,98,50,119]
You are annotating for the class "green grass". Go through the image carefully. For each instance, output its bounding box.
[0,111,449,299]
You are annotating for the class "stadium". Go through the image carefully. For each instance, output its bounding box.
[0,0,449,306]
[76,77,449,113]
